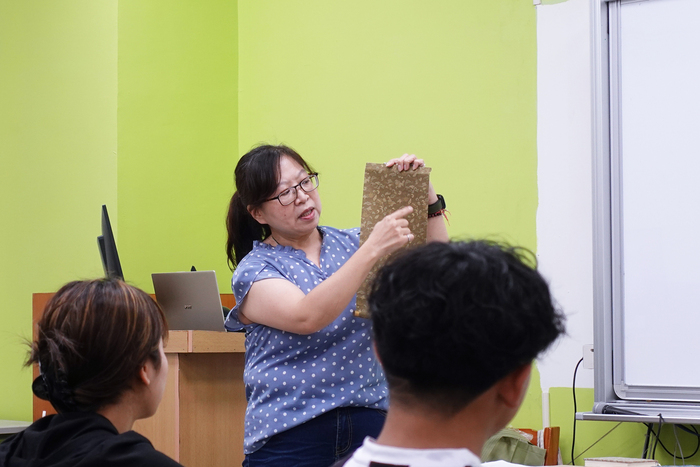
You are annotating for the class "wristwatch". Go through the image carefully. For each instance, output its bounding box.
[428,194,446,217]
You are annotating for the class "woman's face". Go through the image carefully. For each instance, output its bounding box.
[250,155,322,239]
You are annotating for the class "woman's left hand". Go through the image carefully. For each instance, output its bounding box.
[386,153,425,172]
[386,153,449,244]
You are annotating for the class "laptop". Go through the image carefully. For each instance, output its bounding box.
[152,270,226,331]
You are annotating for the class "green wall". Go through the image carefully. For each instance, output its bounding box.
[238,0,538,250]
[0,1,118,421]
[0,0,237,421]
[117,1,238,293]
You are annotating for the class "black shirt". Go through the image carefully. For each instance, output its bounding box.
[0,412,182,467]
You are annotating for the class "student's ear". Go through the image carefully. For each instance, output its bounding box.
[138,362,152,387]
[497,362,532,409]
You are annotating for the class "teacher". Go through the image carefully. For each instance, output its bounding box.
[224,144,448,467]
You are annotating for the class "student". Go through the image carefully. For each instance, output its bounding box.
[339,240,566,467]
[0,278,182,467]
[224,144,448,466]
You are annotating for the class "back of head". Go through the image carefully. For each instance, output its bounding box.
[29,278,168,413]
[226,144,315,268]
[369,240,565,414]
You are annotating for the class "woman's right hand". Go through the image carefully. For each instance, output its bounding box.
[364,205,414,259]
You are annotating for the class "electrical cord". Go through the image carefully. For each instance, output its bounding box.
[678,425,700,461]
[672,424,684,464]
[643,423,653,458]
[677,425,700,438]
[568,360,622,464]
[571,357,584,465]
[566,356,700,464]
[573,422,623,462]
[643,421,700,460]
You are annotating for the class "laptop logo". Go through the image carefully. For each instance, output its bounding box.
[184,305,192,309]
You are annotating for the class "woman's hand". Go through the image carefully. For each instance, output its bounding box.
[387,152,449,243]
[386,153,425,171]
[364,206,414,259]
[386,152,438,204]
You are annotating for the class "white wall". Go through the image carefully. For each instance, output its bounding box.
[536,0,595,390]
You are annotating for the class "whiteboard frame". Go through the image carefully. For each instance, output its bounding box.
[588,0,700,420]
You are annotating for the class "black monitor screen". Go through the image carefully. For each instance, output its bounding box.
[97,205,124,280]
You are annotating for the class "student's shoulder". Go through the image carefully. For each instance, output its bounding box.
[99,431,183,467]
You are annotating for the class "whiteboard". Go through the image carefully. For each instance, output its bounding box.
[589,0,700,418]
[617,0,700,392]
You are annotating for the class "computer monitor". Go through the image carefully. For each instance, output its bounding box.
[97,205,124,280]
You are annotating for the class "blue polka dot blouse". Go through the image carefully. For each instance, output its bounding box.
[225,226,388,454]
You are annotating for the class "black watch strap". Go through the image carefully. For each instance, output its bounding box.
[428,194,446,215]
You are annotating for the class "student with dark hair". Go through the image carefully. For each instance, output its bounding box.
[339,240,566,467]
[0,278,182,467]
[224,144,448,466]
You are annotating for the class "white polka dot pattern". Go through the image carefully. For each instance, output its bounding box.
[225,226,388,454]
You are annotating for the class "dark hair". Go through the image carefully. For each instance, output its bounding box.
[369,240,565,414]
[28,278,168,413]
[226,144,315,268]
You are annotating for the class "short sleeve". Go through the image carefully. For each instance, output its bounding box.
[225,258,286,331]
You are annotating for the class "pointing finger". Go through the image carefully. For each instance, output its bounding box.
[388,205,413,219]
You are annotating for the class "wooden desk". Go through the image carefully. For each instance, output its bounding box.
[32,293,246,467]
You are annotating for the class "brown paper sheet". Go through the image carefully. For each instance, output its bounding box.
[354,163,431,318]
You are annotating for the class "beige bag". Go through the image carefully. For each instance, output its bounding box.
[482,428,547,466]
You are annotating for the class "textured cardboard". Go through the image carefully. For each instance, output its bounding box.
[355,163,431,318]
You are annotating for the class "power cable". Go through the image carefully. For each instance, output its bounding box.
[571,358,584,464]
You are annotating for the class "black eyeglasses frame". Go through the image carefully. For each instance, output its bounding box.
[265,173,320,206]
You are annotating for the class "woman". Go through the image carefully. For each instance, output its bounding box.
[0,278,181,467]
[225,144,448,467]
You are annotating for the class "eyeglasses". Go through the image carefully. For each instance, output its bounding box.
[265,173,320,206]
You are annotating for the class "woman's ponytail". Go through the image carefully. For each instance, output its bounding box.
[226,192,269,269]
